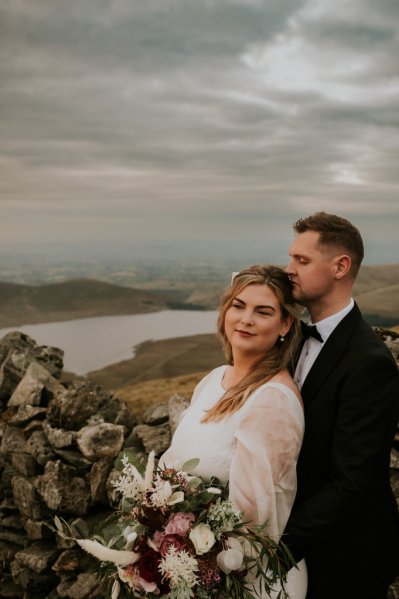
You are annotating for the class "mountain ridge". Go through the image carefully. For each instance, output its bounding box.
[0,278,168,327]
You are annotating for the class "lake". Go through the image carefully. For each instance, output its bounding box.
[0,310,218,375]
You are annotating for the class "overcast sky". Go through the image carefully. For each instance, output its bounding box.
[1,0,398,265]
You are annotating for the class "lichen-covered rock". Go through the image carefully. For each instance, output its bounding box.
[133,422,171,456]
[143,402,169,425]
[0,424,28,457]
[168,393,189,435]
[10,556,58,591]
[56,571,98,599]
[36,461,90,516]
[47,380,135,431]
[89,456,114,504]
[77,422,125,461]
[14,541,59,574]
[11,476,48,520]
[11,452,38,477]
[6,404,47,427]
[23,518,54,541]
[25,430,55,466]
[0,332,63,402]
[8,361,66,408]
[43,421,75,449]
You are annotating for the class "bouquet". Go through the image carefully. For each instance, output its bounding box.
[55,451,296,599]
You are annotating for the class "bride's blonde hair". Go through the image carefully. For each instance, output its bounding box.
[202,264,301,423]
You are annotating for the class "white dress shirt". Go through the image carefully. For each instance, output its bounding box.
[294,299,354,390]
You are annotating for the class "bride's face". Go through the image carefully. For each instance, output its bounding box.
[224,283,289,359]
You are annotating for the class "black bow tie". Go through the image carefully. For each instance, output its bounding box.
[301,323,324,343]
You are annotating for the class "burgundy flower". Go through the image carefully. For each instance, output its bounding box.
[197,552,222,589]
[158,534,189,557]
[140,505,168,529]
[135,548,163,585]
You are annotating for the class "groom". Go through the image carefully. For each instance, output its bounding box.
[283,212,399,598]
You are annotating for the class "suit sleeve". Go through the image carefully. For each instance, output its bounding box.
[284,351,399,555]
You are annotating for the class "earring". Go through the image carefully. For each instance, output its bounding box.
[279,335,285,343]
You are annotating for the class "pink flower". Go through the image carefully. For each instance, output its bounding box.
[164,512,195,536]
[158,534,189,557]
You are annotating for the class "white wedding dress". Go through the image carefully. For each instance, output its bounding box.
[160,365,307,598]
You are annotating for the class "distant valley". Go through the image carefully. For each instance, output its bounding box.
[1,263,398,328]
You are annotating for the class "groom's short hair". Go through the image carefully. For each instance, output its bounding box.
[294,211,364,279]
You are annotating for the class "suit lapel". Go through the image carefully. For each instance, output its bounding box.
[301,304,362,406]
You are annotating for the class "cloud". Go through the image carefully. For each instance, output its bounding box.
[0,0,398,261]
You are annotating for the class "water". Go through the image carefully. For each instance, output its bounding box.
[0,310,218,375]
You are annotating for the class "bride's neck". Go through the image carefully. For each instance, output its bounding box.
[224,355,257,389]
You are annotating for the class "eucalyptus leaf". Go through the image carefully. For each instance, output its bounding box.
[181,457,200,471]
[187,477,203,489]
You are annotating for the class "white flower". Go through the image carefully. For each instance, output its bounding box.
[150,477,184,508]
[216,537,244,574]
[189,523,216,555]
[122,526,138,550]
[112,451,155,499]
[168,491,184,505]
[76,539,139,566]
[111,579,120,599]
[158,545,198,588]
[206,486,222,494]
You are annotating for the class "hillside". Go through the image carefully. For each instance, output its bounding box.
[0,279,167,327]
[115,371,207,421]
[87,333,224,390]
[356,284,399,318]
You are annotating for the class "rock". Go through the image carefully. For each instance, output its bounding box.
[23,518,54,541]
[51,548,83,573]
[168,394,189,435]
[10,557,58,591]
[1,425,28,457]
[77,423,125,461]
[14,541,59,574]
[11,453,38,478]
[0,332,63,401]
[10,453,38,479]
[143,402,169,425]
[0,527,27,545]
[5,405,47,426]
[89,457,114,504]
[0,577,23,598]
[11,476,48,520]
[36,461,90,516]
[390,448,399,470]
[0,539,21,562]
[9,362,66,408]
[56,572,98,599]
[42,422,75,449]
[133,422,171,456]
[53,449,92,471]
[25,430,55,466]
[47,380,134,431]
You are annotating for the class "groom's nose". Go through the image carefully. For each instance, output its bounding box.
[285,259,295,275]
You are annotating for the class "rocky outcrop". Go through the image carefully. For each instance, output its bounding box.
[0,329,397,598]
[0,332,138,598]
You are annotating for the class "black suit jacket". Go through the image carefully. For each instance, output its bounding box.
[284,304,399,599]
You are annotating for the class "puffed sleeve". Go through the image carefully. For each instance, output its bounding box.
[229,387,304,541]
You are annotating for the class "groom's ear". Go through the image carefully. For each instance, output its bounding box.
[334,254,351,279]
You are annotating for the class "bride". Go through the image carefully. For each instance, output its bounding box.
[160,264,308,598]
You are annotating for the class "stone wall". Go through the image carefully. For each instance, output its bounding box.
[0,329,398,599]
